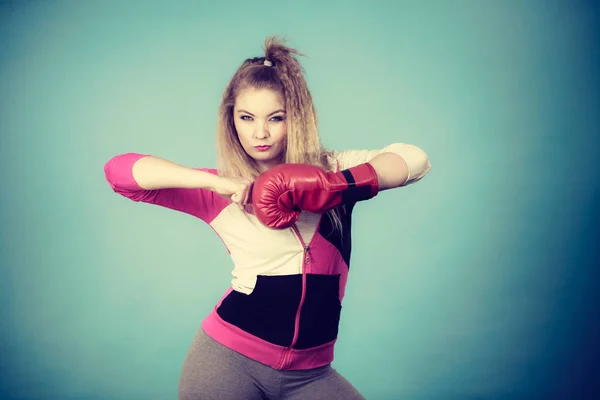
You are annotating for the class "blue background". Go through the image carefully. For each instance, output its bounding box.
[1,0,598,399]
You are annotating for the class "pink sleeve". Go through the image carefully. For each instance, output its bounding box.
[104,153,228,223]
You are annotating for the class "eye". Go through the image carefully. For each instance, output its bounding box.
[270,115,285,122]
[240,115,253,121]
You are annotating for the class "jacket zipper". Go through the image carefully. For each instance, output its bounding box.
[275,221,317,370]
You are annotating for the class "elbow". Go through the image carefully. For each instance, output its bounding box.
[103,152,148,194]
[385,143,431,186]
[104,156,119,191]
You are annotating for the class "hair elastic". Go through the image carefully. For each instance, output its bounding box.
[263,59,273,67]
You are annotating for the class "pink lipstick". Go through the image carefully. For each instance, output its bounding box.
[255,145,271,152]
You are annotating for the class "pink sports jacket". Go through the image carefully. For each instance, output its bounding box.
[104,143,431,371]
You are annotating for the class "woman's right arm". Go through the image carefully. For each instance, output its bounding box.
[130,155,220,191]
[104,153,252,219]
[104,153,219,196]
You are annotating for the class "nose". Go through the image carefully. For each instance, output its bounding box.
[253,122,269,139]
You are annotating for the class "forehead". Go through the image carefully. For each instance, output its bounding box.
[234,88,284,111]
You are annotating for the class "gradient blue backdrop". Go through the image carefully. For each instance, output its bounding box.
[1,1,598,399]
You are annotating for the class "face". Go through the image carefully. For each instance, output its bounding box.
[233,88,287,172]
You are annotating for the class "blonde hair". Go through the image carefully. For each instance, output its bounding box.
[216,36,343,233]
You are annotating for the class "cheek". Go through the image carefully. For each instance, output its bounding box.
[234,122,251,145]
[274,123,288,142]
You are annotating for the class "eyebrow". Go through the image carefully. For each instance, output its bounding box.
[237,109,285,117]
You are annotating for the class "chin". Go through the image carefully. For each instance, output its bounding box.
[252,153,283,167]
[254,150,281,159]
[253,156,278,164]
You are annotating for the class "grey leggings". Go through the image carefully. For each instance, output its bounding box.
[178,328,366,400]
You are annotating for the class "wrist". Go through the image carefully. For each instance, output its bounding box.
[196,170,222,192]
[334,163,379,202]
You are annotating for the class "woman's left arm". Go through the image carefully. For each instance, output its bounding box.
[369,143,431,190]
[335,143,431,191]
[368,151,411,191]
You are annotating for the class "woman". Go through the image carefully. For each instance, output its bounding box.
[104,36,431,400]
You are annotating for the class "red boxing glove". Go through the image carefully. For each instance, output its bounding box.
[252,163,379,229]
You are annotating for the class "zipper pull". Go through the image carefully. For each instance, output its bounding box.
[304,246,310,264]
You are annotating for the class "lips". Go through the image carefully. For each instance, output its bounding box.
[254,145,271,152]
